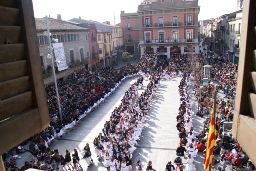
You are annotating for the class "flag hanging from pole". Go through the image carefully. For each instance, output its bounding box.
[204,91,217,171]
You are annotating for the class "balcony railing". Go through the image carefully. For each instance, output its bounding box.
[140,39,198,44]
[151,22,197,27]
[235,31,241,34]
[127,39,133,43]
[144,23,153,27]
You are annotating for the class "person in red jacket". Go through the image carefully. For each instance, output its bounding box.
[196,141,205,152]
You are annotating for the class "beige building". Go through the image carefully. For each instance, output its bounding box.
[112,24,124,50]
[226,10,242,63]
[36,17,90,72]
[97,31,113,67]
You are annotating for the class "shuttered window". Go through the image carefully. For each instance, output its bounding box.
[232,0,256,165]
[0,0,49,155]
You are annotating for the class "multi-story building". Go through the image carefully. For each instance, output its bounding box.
[97,31,113,67]
[73,23,99,70]
[112,24,124,50]
[226,10,242,64]
[121,0,200,58]
[36,16,90,72]
[69,18,113,67]
[120,12,141,55]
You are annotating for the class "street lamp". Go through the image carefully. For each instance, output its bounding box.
[45,16,63,124]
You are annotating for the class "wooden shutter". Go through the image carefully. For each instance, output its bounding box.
[0,0,49,154]
[232,0,256,165]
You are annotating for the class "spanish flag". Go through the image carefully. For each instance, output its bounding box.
[204,91,217,171]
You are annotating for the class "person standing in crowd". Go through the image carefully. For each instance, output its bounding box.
[166,161,175,171]
[83,143,93,167]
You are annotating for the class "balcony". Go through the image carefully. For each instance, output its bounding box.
[145,40,152,43]
[126,27,132,31]
[144,23,153,27]
[154,23,164,27]
[127,39,133,43]
[140,39,181,44]
[235,31,241,35]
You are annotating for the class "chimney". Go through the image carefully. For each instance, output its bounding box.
[103,21,110,25]
[57,14,62,20]
[79,16,81,20]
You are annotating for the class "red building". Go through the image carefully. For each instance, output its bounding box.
[121,0,200,58]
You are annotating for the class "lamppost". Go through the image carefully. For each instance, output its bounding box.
[45,16,63,124]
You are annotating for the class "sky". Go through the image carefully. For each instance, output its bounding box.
[32,0,238,24]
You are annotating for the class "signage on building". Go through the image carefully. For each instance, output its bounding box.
[53,43,69,71]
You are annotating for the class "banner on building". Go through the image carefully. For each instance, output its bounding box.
[53,43,68,71]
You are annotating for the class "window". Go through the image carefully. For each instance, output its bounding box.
[172,30,179,42]
[57,35,61,42]
[233,24,235,32]
[80,48,85,62]
[68,34,71,41]
[187,15,192,25]
[87,52,89,57]
[70,50,75,64]
[238,23,241,34]
[85,33,88,40]
[172,16,178,25]
[145,17,150,26]
[97,34,101,41]
[184,46,188,52]
[144,31,151,43]
[186,30,193,42]
[39,35,44,45]
[158,31,165,43]
[64,34,68,42]
[158,17,164,25]
[128,34,132,42]
[60,35,64,42]
[44,36,49,44]
[127,23,131,29]
[99,48,103,54]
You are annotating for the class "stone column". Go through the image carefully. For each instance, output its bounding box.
[195,45,200,54]
[181,45,185,54]
[167,46,170,59]
[153,46,157,54]
[140,46,144,56]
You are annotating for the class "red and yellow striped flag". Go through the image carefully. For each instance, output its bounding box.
[204,91,217,171]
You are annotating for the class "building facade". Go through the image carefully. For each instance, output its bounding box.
[227,10,242,63]
[121,0,200,58]
[69,18,114,68]
[112,24,124,50]
[97,32,113,67]
[36,17,90,72]
[201,10,242,63]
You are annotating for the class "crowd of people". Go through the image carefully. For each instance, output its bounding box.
[3,42,256,170]
[93,74,160,170]
[3,64,142,170]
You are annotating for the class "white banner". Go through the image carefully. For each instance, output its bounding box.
[53,43,69,71]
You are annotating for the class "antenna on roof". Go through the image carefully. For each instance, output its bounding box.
[113,11,116,25]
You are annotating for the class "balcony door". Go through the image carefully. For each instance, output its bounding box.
[159,31,165,43]
[186,29,193,42]
[144,31,151,43]
[172,30,179,42]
